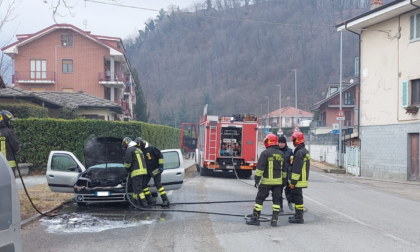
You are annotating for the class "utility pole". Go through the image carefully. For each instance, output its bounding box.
[290,69,297,126]
[265,96,270,131]
[339,31,343,168]
[259,104,263,141]
[276,85,282,128]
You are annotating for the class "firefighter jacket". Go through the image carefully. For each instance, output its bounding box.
[0,122,20,168]
[255,146,285,185]
[142,142,164,174]
[124,142,147,178]
[290,144,310,188]
[279,145,293,180]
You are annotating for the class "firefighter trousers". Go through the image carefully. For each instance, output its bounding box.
[142,173,168,201]
[254,185,283,212]
[291,187,304,211]
[131,175,146,201]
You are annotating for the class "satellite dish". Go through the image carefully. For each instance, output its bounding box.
[350,79,354,84]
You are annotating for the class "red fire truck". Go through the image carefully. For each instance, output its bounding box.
[181,109,259,178]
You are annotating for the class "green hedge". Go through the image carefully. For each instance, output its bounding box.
[13,118,181,167]
[272,127,310,136]
[0,103,49,118]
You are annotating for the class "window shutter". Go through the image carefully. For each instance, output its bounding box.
[402,81,409,108]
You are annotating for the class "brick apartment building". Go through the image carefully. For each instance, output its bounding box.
[1,24,135,120]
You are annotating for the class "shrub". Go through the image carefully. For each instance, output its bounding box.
[0,103,48,119]
[12,118,180,166]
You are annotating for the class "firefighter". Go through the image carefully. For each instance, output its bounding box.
[123,137,149,208]
[135,137,170,207]
[278,135,294,211]
[0,110,21,178]
[246,133,285,227]
[288,132,310,224]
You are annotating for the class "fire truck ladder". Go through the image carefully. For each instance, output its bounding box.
[207,125,217,161]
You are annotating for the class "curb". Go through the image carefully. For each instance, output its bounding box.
[20,199,74,229]
[353,176,420,186]
[312,164,346,174]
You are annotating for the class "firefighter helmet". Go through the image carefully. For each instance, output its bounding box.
[290,132,305,146]
[264,133,278,149]
[122,137,132,149]
[0,110,15,128]
[135,137,146,150]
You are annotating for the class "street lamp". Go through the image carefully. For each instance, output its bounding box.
[289,69,297,126]
[264,96,270,130]
[259,104,263,140]
[276,85,281,128]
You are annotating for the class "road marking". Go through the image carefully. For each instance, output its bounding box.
[305,195,417,247]
[310,171,339,181]
[167,191,173,196]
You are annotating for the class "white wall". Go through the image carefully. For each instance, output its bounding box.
[306,144,339,166]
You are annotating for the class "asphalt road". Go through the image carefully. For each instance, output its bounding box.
[20,165,420,252]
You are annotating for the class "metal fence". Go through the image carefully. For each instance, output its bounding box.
[307,133,339,146]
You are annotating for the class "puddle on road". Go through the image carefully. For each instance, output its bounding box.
[40,204,172,234]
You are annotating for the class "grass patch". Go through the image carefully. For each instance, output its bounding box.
[19,184,74,221]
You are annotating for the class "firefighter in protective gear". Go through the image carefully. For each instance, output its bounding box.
[0,110,21,177]
[289,131,310,224]
[123,137,149,208]
[278,136,294,211]
[246,133,285,227]
[135,137,169,207]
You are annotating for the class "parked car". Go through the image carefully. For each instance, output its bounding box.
[46,137,185,205]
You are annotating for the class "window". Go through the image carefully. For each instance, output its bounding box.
[81,115,105,120]
[344,92,353,105]
[330,87,338,94]
[51,155,77,172]
[104,87,111,100]
[62,59,73,73]
[30,59,46,79]
[30,88,46,92]
[344,111,352,127]
[412,79,420,105]
[62,88,73,92]
[162,151,180,169]
[61,34,73,46]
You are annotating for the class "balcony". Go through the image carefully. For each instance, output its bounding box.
[14,71,56,84]
[123,85,132,96]
[99,72,127,89]
[329,99,355,107]
[315,121,327,127]
[121,100,132,119]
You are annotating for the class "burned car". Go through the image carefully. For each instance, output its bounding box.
[46,137,185,205]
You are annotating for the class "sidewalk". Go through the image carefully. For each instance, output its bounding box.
[311,160,346,174]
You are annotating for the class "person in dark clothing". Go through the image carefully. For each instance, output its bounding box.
[123,137,149,208]
[278,136,294,211]
[246,133,285,227]
[135,137,169,207]
[288,132,310,224]
[0,110,21,178]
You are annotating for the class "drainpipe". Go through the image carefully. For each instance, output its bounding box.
[410,0,420,8]
[344,22,361,176]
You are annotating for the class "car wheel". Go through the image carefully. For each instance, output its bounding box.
[200,166,207,176]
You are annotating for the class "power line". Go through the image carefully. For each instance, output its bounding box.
[83,0,336,29]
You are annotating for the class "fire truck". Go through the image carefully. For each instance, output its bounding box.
[181,106,259,178]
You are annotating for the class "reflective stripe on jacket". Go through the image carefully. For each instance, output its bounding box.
[255,146,285,185]
[124,145,147,177]
[290,144,310,188]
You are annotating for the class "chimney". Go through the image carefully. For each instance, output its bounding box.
[371,0,383,10]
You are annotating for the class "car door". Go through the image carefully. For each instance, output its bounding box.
[148,149,184,191]
[46,151,85,193]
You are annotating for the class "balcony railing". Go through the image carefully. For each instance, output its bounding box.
[99,72,127,84]
[15,71,56,83]
[315,121,327,127]
[330,99,355,106]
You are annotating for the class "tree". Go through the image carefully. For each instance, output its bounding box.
[132,68,149,122]
[205,0,212,9]
[178,98,189,125]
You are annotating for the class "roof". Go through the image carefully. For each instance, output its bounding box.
[261,107,313,119]
[309,81,359,111]
[336,0,419,33]
[1,23,124,55]
[0,86,123,113]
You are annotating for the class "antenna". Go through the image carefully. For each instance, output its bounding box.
[83,20,88,30]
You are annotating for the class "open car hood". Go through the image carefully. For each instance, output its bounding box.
[83,137,125,169]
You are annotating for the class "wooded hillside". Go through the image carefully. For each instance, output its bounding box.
[126,0,394,126]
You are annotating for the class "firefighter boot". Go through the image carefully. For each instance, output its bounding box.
[271,211,279,227]
[144,188,153,205]
[139,193,148,208]
[160,193,170,208]
[246,209,261,226]
[288,209,304,224]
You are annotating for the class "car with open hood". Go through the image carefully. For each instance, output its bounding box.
[46,137,184,205]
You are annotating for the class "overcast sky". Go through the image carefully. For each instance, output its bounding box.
[1,0,194,44]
